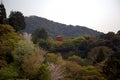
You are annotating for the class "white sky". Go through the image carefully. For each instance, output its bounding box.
[4,0,120,33]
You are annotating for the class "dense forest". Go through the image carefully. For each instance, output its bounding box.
[0,3,120,80]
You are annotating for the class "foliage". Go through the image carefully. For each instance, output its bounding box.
[12,40,46,79]
[23,16,102,38]
[9,11,26,31]
[45,53,63,64]
[62,36,86,52]
[2,2,120,80]
[1,18,120,80]
[117,30,120,35]
[0,25,20,54]
[0,3,6,24]
[22,46,45,79]
[0,60,7,68]
[53,36,88,58]
[12,40,35,63]
[32,28,48,43]
[103,52,120,80]
[61,39,75,52]
[88,46,113,64]
[68,55,92,66]
[45,53,65,80]
[38,39,51,51]
[0,65,19,80]
[100,32,120,51]
[35,64,51,80]
[0,24,20,65]
[64,61,106,80]
[100,32,115,40]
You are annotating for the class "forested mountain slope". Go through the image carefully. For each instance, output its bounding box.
[23,16,103,37]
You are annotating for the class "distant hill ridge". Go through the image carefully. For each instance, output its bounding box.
[22,16,103,38]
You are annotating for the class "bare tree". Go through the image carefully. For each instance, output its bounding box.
[48,63,65,80]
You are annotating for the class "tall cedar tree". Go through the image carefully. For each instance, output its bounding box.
[9,11,26,31]
[0,3,6,24]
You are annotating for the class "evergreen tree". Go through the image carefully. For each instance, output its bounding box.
[9,11,26,31]
[32,28,48,43]
[117,30,120,35]
[0,2,6,24]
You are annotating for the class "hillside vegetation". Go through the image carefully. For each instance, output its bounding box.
[0,3,120,80]
[23,16,103,38]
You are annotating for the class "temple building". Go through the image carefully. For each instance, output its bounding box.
[56,35,63,41]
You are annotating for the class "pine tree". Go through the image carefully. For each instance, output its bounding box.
[9,11,26,31]
[0,2,6,24]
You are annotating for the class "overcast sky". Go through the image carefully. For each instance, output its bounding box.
[4,0,120,33]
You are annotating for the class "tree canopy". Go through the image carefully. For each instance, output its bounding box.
[0,3,6,24]
[32,28,48,43]
[0,24,20,55]
[9,11,26,31]
[0,24,20,67]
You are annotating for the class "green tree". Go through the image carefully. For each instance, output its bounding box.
[0,65,19,80]
[45,53,63,64]
[68,55,92,66]
[103,52,120,80]
[9,11,26,31]
[38,39,51,51]
[0,25,20,65]
[12,40,46,79]
[62,36,87,57]
[61,39,75,52]
[100,32,115,40]
[99,32,120,53]
[88,46,113,64]
[0,3,6,24]
[12,40,35,63]
[22,46,45,79]
[45,53,65,80]
[64,61,106,80]
[35,64,51,80]
[117,30,120,35]
[32,28,48,43]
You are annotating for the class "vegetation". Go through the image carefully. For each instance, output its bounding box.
[0,3,6,24]
[103,52,120,80]
[9,11,26,31]
[32,28,48,43]
[0,3,120,80]
[0,25,20,67]
[23,16,103,38]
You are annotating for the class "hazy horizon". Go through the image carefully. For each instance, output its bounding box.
[4,0,120,33]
